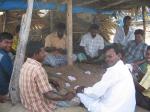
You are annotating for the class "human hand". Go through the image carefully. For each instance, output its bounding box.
[132,63,139,73]
[76,86,85,93]
[64,92,75,100]
[50,80,60,91]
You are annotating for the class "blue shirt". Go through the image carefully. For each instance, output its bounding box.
[0,49,13,95]
[125,40,147,63]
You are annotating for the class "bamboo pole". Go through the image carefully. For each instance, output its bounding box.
[66,0,73,65]
[2,11,6,32]
[77,0,99,6]
[9,0,34,104]
[50,10,53,32]
[142,6,146,41]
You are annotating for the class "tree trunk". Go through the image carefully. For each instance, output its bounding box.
[9,0,34,105]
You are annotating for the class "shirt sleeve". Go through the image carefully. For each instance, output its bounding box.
[144,45,148,58]
[99,35,104,50]
[45,35,52,47]
[0,54,13,80]
[129,29,135,41]
[113,26,121,43]
[35,67,53,94]
[80,35,87,47]
[84,69,118,99]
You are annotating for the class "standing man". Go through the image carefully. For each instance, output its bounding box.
[114,16,135,46]
[19,41,77,112]
[0,32,13,102]
[76,44,136,112]
[79,24,104,62]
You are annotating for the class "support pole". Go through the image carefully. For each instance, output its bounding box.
[66,0,73,65]
[142,6,146,41]
[49,10,53,32]
[9,0,34,104]
[2,11,6,32]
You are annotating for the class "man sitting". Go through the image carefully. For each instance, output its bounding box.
[76,44,136,112]
[44,22,68,67]
[124,29,147,64]
[78,24,104,63]
[130,46,150,110]
[19,41,78,112]
[0,32,13,103]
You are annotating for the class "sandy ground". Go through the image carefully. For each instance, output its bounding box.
[44,63,105,93]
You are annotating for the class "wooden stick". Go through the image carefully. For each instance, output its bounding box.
[77,0,99,6]
[142,6,146,41]
[100,0,130,10]
[66,0,73,65]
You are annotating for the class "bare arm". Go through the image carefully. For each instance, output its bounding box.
[134,79,145,92]
[44,91,75,101]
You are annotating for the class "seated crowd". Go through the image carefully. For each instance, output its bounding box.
[0,16,150,112]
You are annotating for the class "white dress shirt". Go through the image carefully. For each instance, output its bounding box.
[80,33,104,58]
[77,60,136,112]
[113,26,135,46]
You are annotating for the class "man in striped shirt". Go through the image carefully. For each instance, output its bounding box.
[19,41,76,112]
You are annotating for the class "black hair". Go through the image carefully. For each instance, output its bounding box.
[89,24,99,30]
[0,32,13,42]
[26,41,44,58]
[147,46,150,51]
[16,24,21,33]
[56,22,66,30]
[103,43,122,55]
[134,29,144,36]
[123,16,131,23]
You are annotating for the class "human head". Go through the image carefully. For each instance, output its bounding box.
[104,43,121,67]
[56,22,66,39]
[26,41,47,62]
[89,24,99,38]
[134,29,144,44]
[112,43,125,61]
[145,46,150,63]
[123,16,132,27]
[0,32,13,52]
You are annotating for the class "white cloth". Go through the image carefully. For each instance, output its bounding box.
[77,60,136,112]
[80,33,104,58]
[113,26,135,46]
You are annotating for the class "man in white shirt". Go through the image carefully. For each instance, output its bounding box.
[76,44,136,112]
[79,24,104,62]
[114,16,135,46]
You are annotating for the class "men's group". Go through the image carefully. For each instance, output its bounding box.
[0,16,150,112]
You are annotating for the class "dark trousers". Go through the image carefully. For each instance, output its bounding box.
[136,88,150,110]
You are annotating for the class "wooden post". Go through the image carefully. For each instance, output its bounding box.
[9,0,34,104]
[50,10,53,32]
[142,6,146,41]
[66,0,73,65]
[2,11,6,32]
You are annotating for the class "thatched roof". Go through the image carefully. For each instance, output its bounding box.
[0,0,150,11]
[73,0,150,10]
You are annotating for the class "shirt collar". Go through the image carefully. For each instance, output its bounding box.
[107,60,123,70]
[26,58,42,66]
[54,32,66,39]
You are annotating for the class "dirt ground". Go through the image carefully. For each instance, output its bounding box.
[44,63,105,93]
